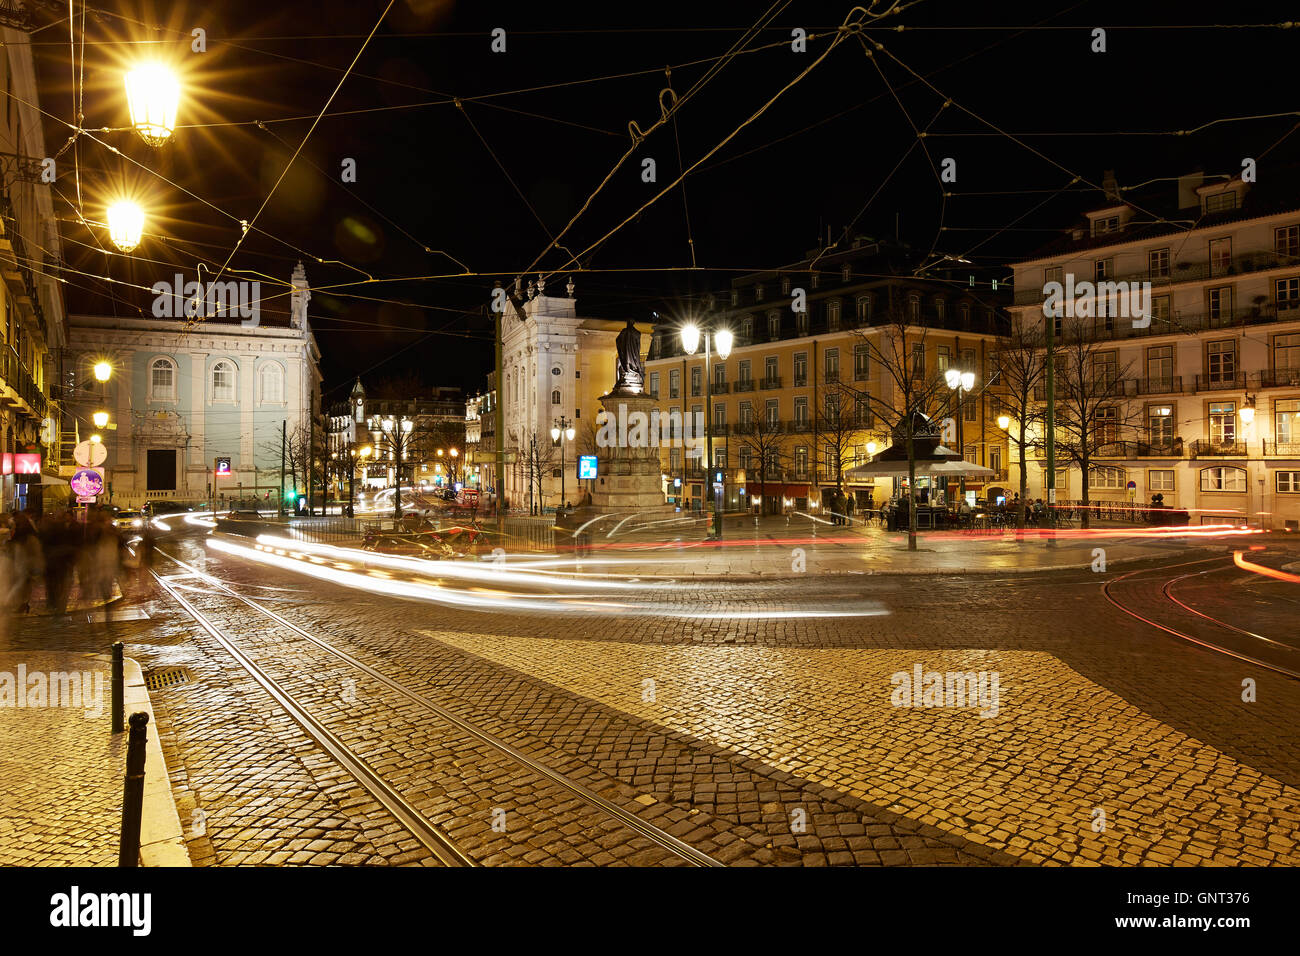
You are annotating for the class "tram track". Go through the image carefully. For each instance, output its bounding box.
[1101,554,1300,681]
[149,546,723,868]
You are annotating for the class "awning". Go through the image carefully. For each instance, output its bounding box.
[842,458,993,479]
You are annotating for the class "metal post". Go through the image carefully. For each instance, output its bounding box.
[118,711,148,867]
[394,432,403,520]
[279,420,287,517]
[111,641,124,734]
[957,385,966,503]
[494,306,506,534]
[1044,307,1057,545]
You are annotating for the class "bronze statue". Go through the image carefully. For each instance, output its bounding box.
[614,319,644,392]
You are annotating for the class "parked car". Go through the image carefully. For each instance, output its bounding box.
[113,509,146,531]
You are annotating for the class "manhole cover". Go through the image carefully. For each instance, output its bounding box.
[144,668,194,691]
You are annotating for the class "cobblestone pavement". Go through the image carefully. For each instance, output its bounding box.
[6,529,1298,866]
[0,652,120,866]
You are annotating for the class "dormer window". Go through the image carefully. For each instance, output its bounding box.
[1205,191,1237,214]
[731,289,740,306]
[841,264,852,282]
[1093,216,1120,236]
[781,276,791,295]
[755,283,765,302]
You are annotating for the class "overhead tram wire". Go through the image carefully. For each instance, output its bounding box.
[192,0,399,330]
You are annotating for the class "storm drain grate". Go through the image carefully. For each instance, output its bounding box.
[143,668,194,691]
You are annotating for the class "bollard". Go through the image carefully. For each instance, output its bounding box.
[118,711,149,867]
[111,642,124,734]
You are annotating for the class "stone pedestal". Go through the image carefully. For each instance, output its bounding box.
[590,389,672,513]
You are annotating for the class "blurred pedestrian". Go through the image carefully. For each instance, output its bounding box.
[39,510,76,614]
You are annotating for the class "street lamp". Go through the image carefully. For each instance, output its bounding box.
[106,201,145,253]
[92,361,113,383]
[680,320,732,537]
[369,415,415,519]
[1239,395,1256,425]
[551,417,576,510]
[125,63,181,147]
[92,411,109,429]
[945,367,977,502]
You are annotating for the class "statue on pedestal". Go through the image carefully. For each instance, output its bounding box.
[614,319,644,393]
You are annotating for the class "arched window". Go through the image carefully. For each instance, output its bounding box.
[258,363,284,404]
[551,389,561,405]
[1200,466,1247,493]
[150,358,176,401]
[211,361,236,401]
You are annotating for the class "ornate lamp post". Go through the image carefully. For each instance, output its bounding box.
[369,415,415,519]
[680,322,732,538]
[945,367,977,502]
[550,418,575,510]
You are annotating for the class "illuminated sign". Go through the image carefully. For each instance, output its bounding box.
[577,455,597,480]
[70,468,105,497]
[215,457,232,477]
[1,453,10,475]
[15,453,41,475]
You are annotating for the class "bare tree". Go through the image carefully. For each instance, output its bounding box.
[1035,320,1142,528]
[736,415,787,515]
[815,380,875,502]
[849,301,953,551]
[990,324,1047,529]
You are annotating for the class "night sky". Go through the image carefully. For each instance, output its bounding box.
[29,0,1300,402]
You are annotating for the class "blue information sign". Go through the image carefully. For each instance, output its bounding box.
[577,455,597,480]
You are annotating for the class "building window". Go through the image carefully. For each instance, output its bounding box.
[796,309,809,336]
[669,369,680,398]
[649,371,660,397]
[794,396,808,426]
[765,399,779,428]
[739,401,753,426]
[1275,399,1300,444]
[551,389,561,405]
[824,392,840,424]
[1146,345,1173,387]
[1276,277,1300,307]
[730,289,740,307]
[755,283,765,302]
[855,394,872,427]
[1149,469,1175,492]
[258,363,284,404]
[150,358,176,401]
[1208,286,1232,321]
[1093,216,1119,236]
[1095,258,1113,281]
[935,299,945,322]
[794,446,808,477]
[853,344,869,381]
[824,348,839,383]
[1207,340,1236,383]
[1095,406,1118,445]
[211,361,236,401]
[690,366,702,396]
[1044,265,1062,287]
[1278,471,1300,494]
[1276,225,1300,261]
[1090,466,1125,490]
[1209,237,1232,277]
[911,343,925,376]
[738,360,752,386]
[1148,248,1170,278]
[768,311,781,339]
[781,276,791,295]
[960,303,971,328]
[827,300,841,331]
[841,264,852,282]
[908,294,920,321]
[792,351,807,387]
[1201,466,1246,492]
[1148,405,1174,447]
[1209,401,1236,444]
[964,392,978,422]
[856,296,872,322]
[741,315,753,340]
[1205,191,1236,214]
[810,271,819,290]
[713,363,726,387]
[713,403,726,427]
[936,346,950,373]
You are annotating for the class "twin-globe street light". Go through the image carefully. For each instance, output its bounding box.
[680,322,733,538]
[945,367,977,501]
[550,419,576,510]
[369,415,414,519]
[106,63,182,254]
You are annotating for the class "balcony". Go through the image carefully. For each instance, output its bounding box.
[1133,376,1185,395]
[759,377,783,390]
[709,382,730,394]
[1038,305,1300,345]
[1013,248,1299,306]
[0,346,47,420]
[787,419,813,434]
[734,380,755,393]
[1195,373,1246,391]
[1257,368,1300,389]
[1095,439,1184,458]
[1033,379,1130,401]
[1190,439,1246,458]
[1264,441,1300,457]
[824,372,840,384]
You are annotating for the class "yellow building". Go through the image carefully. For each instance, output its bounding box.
[645,240,1010,514]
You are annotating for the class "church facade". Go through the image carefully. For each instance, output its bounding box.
[66,263,321,509]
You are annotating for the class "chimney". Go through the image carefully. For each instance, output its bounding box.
[1102,169,1121,203]
[1177,171,1205,210]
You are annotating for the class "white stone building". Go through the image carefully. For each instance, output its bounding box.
[66,264,321,508]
